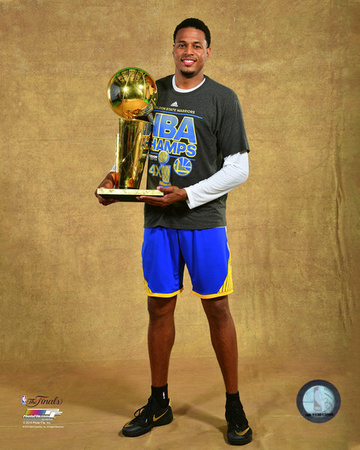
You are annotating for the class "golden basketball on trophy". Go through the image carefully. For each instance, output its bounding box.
[97,67,163,201]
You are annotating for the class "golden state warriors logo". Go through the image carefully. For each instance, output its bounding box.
[174,157,192,176]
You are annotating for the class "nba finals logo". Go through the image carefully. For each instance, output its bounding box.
[22,394,64,428]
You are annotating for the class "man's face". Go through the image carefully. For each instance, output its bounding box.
[172,27,210,79]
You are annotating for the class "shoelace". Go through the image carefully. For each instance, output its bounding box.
[227,401,248,428]
[133,398,153,422]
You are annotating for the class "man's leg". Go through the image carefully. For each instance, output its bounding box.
[121,295,176,438]
[201,295,252,446]
[201,295,238,393]
[148,295,177,386]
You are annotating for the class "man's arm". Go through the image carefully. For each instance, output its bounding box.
[185,151,249,209]
[137,185,188,206]
[94,172,119,206]
[138,152,249,208]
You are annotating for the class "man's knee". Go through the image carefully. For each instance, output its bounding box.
[201,295,232,323]
[147,296,177,321]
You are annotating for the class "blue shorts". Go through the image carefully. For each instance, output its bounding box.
[142,227,233,299]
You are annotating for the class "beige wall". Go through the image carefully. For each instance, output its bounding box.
[1,0,359,368]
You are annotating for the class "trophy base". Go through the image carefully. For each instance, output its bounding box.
[97,188,164,202]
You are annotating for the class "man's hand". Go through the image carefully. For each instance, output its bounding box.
[94,172,119,206]
[137,186,187,207]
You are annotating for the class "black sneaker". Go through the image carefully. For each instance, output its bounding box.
[121,396,173,437]
[226,399,253,446]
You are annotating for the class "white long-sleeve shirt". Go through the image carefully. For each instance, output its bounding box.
[185,151,249,209]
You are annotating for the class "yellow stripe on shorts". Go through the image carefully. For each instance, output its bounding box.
[144,277,184,298]
[193,253,233,299]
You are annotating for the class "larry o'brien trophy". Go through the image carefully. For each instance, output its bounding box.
[97,67,163,201]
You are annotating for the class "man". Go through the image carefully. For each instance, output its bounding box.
[95,18,252,446]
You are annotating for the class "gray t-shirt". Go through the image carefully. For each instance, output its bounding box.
[144,75,249,230]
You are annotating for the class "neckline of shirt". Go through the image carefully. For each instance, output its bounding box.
[172,75,207,93]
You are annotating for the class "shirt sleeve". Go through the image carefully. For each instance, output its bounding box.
[215,89,250,158]
[184,152,249,209]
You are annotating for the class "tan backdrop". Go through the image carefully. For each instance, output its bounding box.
[1,0,359,447]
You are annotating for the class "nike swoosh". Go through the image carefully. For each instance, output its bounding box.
[153,409,168,422]
[123,422,132,428]
[235,427,250,436]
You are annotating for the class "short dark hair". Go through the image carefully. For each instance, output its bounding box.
[173,18,211,48]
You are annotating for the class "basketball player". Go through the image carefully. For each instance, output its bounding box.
[96,18,252,446]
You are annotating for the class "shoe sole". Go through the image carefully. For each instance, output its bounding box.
[227,427,253,446]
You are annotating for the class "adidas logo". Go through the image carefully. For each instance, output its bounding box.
[171,101,178,107]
